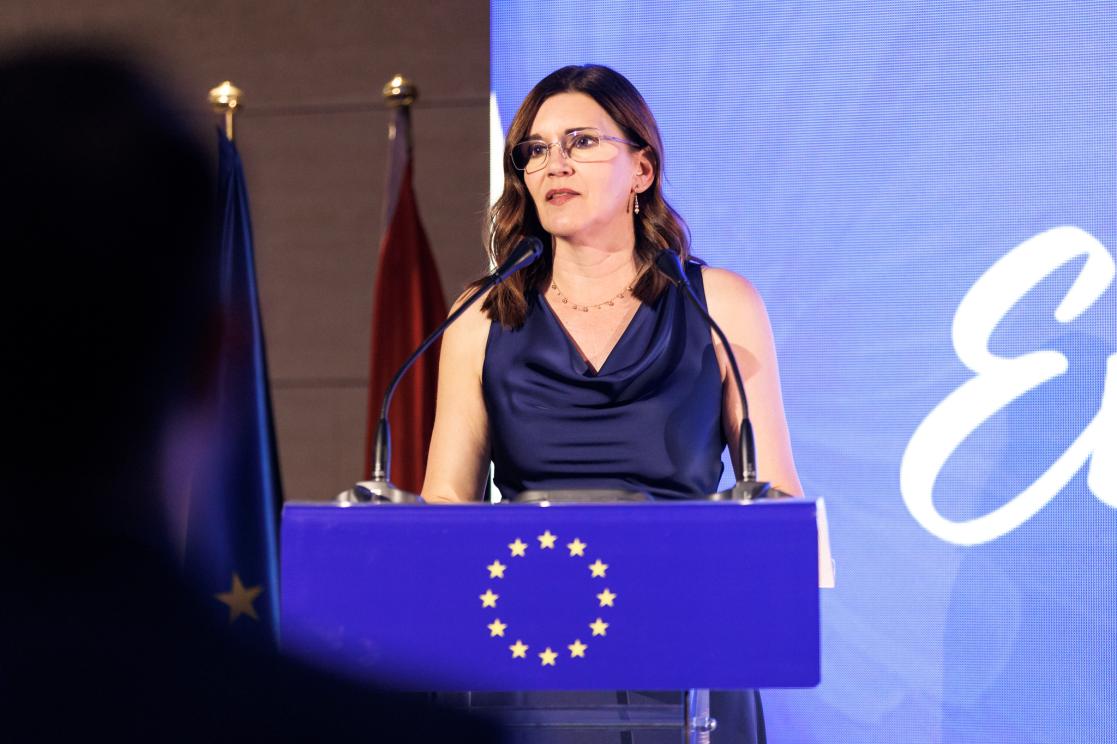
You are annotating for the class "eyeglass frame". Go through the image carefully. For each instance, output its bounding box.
[510,128,644,173]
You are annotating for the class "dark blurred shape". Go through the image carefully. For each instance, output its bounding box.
[0,45,501,742]
[2,45,219,542]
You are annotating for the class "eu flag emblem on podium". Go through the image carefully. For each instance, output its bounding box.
[475,530,619,669]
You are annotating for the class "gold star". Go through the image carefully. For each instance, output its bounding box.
[590,618,609,636]
[487,560,507,579]
[588,559,609,578]
[537,530,557,549]
[214,573,263,624]
[567,538,587,557]
[509,538,528,557]
[487,618,507,637]
[596,588,617,607]
[509,640,529,658]
[479,589,499,608]
[539,647,558,666]
[568,639,588,658]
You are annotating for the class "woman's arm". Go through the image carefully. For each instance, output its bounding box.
[702,267,804,497]
[420,289,493,503]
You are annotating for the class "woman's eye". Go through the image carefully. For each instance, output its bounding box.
[526,143,548,158]
[571,133,600,149]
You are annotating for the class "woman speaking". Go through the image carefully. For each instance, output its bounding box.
[424,63,801,505]
[422,64,803,742]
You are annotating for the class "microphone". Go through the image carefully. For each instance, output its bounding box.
[654,250,774,501]
[345,236,545,503]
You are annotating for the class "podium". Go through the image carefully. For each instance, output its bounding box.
[281,499,821,739]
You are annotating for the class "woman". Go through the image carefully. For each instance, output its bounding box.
[423,65,801,744]
[423,64,801,503]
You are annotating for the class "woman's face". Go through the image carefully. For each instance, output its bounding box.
[522,92,651,246]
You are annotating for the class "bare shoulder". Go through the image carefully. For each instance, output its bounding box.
[448,284,494,327]
[700,266,769,322]
[442,285,492,373]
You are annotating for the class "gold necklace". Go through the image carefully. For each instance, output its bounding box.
[550,275,640,313]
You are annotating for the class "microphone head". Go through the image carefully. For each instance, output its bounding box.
[511,236,544,268]
[495,236,544,280]
[654,249,687,285]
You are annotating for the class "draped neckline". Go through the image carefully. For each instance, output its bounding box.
[535,291,650,377]
[483,258,726,500]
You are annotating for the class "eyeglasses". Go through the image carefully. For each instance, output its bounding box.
[510,128,642,173]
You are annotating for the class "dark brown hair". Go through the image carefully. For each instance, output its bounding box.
[478,64,691,328]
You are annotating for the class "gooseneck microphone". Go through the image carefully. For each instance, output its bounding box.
[347,236,544,503]
[654,250,773,501]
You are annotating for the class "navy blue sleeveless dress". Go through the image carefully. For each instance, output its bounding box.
[483,260,725,500]
[480,260,765,744]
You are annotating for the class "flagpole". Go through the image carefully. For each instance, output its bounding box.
[208,80,243,141]
[379,74,416,232]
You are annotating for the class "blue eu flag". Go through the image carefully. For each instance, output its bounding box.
[184,131,282,646]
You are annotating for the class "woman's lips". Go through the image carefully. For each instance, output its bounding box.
[546,189,579,205]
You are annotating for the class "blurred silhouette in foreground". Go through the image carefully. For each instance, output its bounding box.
[0,45,502,742]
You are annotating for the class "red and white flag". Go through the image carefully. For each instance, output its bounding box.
[365,105,447,493]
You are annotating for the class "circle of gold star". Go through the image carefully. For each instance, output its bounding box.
[481,531,616,667]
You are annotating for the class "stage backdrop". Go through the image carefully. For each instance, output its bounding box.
[491,3,1114,742]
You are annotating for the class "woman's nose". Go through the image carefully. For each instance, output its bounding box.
[545,142,573,174]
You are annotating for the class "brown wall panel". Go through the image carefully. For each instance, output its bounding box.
[407,101,494,297]
[237,109,385,383]
[272,386,368,502]
[0,1,488,106]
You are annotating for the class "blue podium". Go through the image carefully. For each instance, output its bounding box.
[280,500,820,696]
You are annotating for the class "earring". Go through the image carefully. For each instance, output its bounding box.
[633,192,640,215]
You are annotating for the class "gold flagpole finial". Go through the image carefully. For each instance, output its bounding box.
[208,80,243,141]
[382,74,417,108]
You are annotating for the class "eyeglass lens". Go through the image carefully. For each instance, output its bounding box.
[512,130,617,172]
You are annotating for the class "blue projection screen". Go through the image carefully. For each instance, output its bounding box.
[491,3,1115,742]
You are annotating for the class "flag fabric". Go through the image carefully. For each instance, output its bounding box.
[183,130,282,646]
[280,501,820,690]
[365,105,448,493]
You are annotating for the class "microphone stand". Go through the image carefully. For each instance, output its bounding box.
[654,251,781,502]
[342,237,544,504]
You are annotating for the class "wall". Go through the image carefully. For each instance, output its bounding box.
[0,0,490,502]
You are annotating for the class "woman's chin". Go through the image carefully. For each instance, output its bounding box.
[541,217,582,239]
